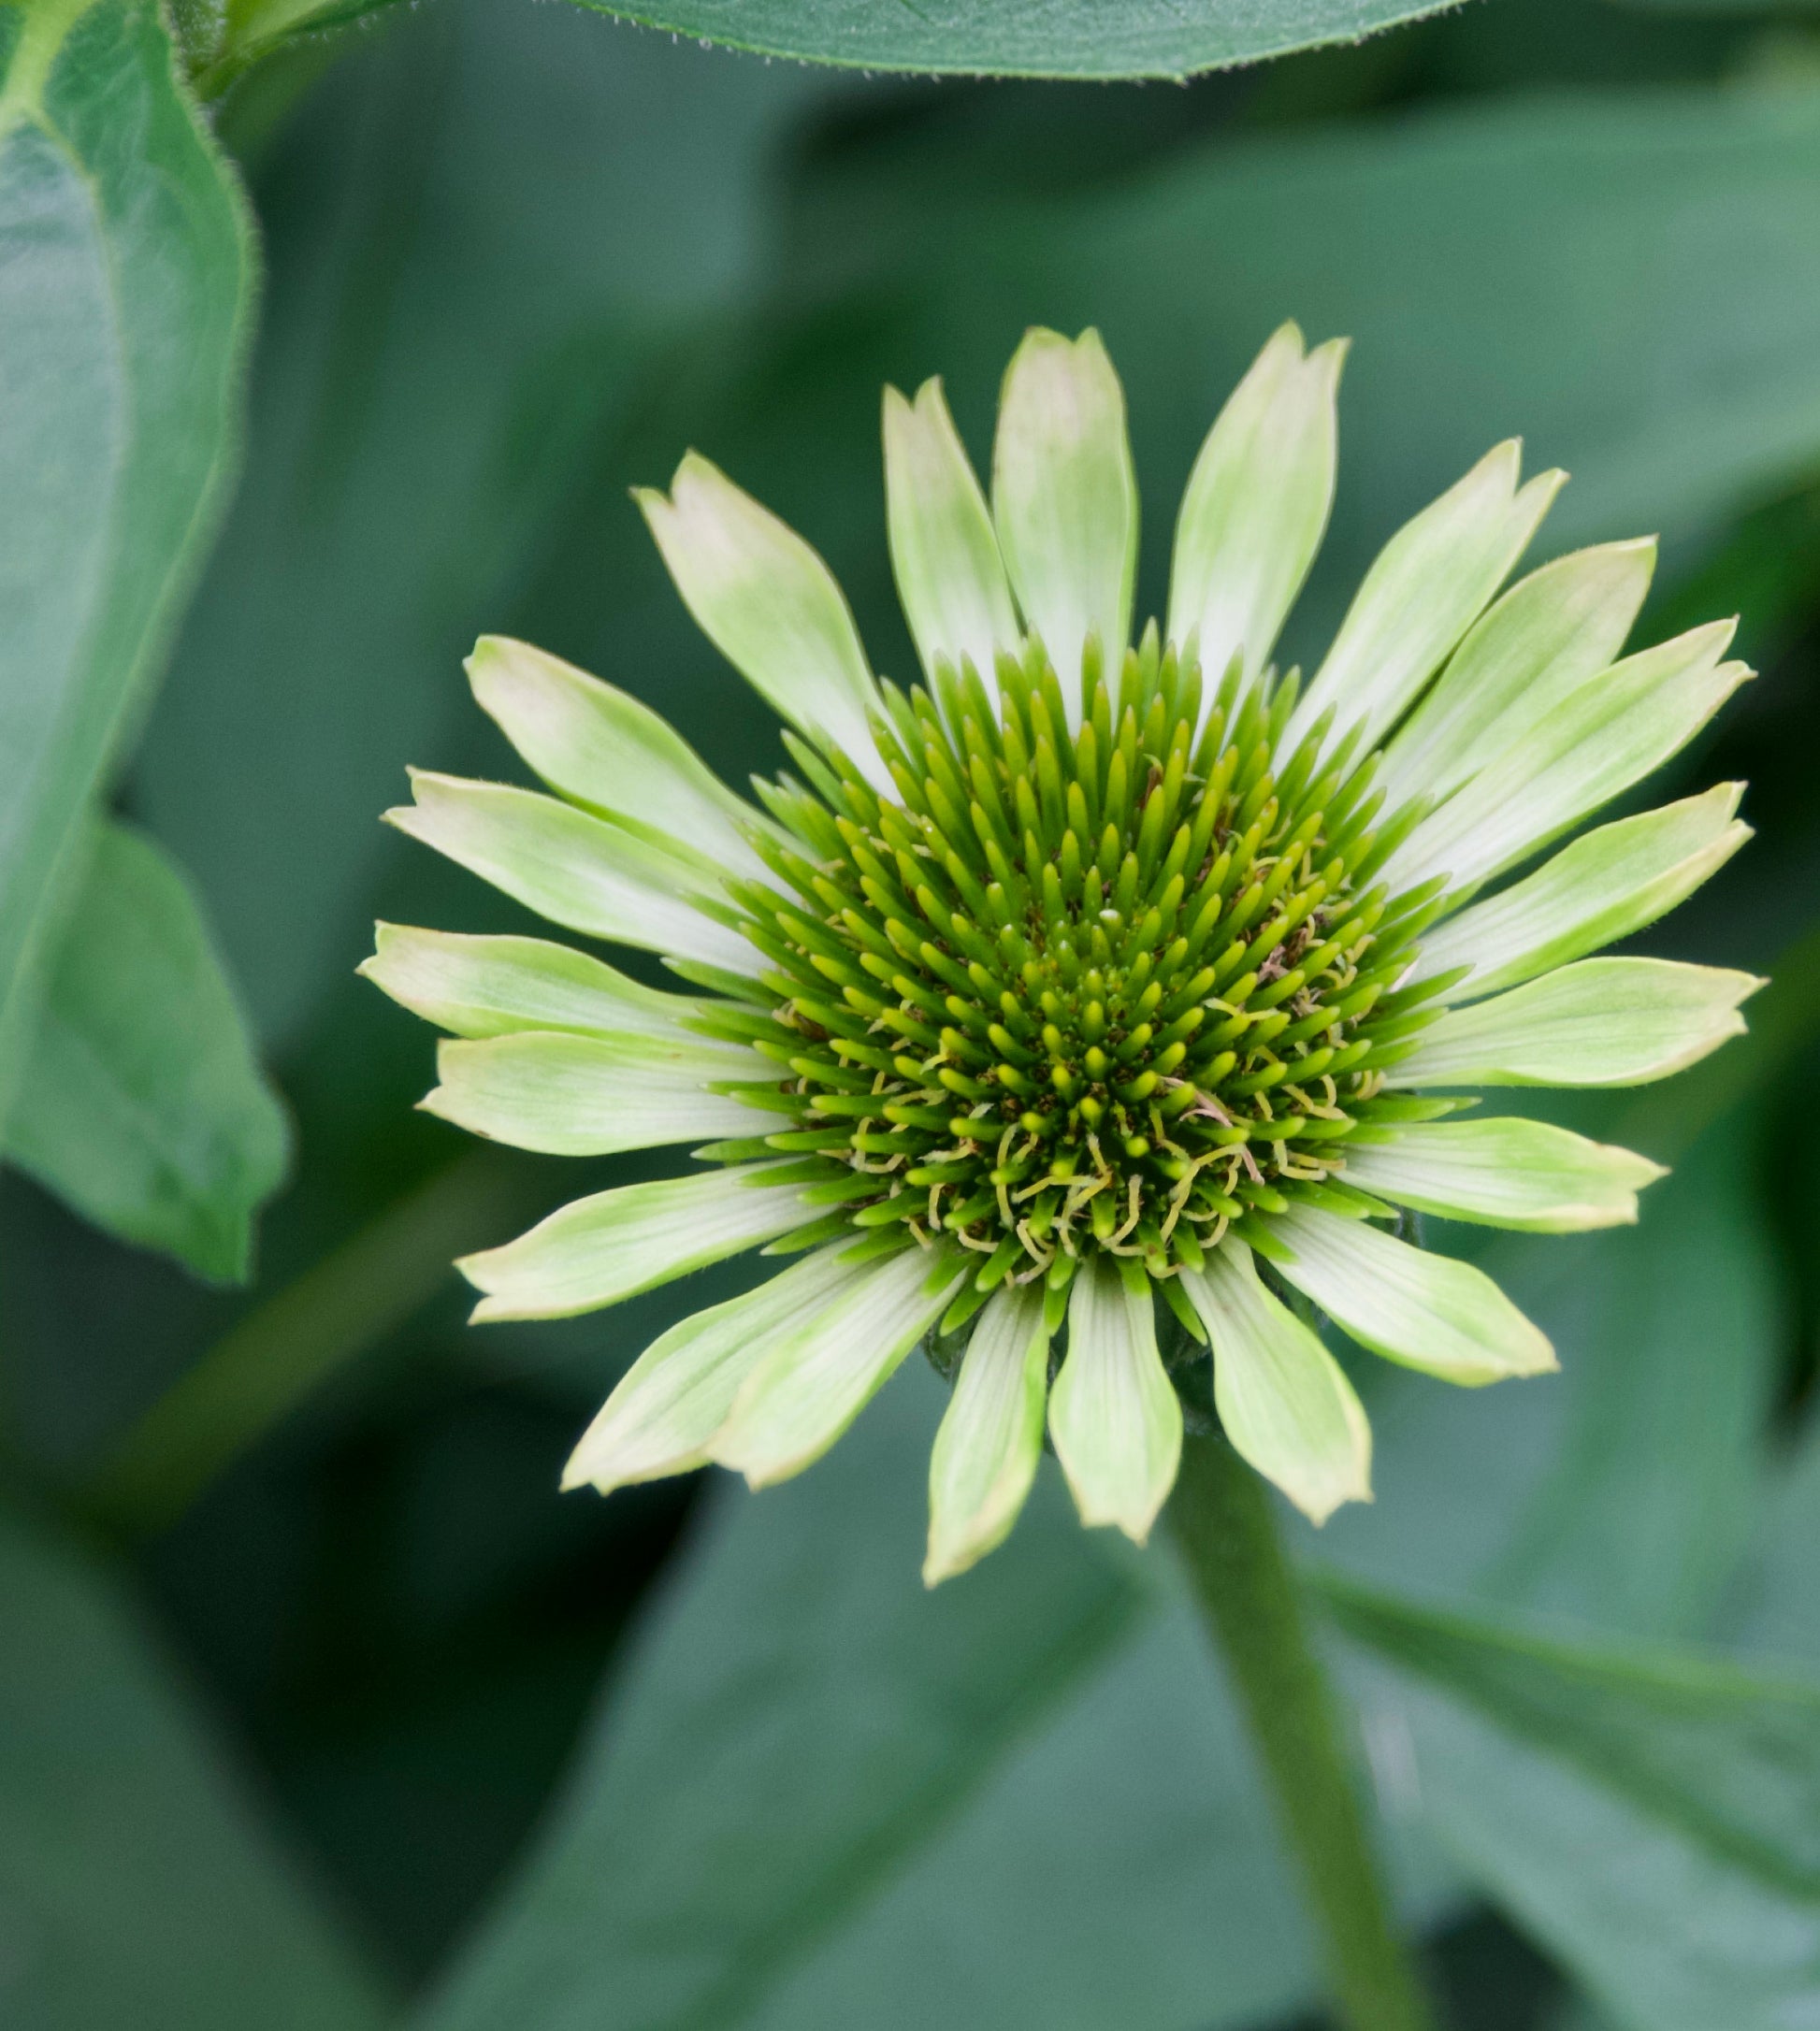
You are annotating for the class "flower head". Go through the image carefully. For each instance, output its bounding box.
[366,324,1758,1583]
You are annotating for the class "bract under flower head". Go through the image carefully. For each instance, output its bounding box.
[366,322,1761,1586]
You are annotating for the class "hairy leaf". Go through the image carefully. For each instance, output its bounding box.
[211,0,1460,85]
[0,0,252,1096]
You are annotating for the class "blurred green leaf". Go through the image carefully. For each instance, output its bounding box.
[561,0,1456,81]
[1719,1416,1820,1667]
[1472,1128,1783,1639]
[3,820,288,1284]
[776,84,1820,598]
[1328,1578,1820,2031]
[1622,0,1820,11]
[419,1367,1379,2031]
[417,1370,1145,2030]
[1301,1104,1784,1653]
[0,0,253,1090]
[0,1505,388,2030]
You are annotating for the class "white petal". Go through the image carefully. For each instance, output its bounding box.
[1413,785,1750,1001]
[1381,620,1748,900]
[1285,442,1563,756]
[423,1030,773,1155]
[1388,958,1761,1090]
[457,1164,821,1322]
[884,379,1020,689]
[1270,1203,1555,1386]
[991,327,1137,726]
[923,1283,1050,1586]
[710,1245,963,1488]
[360,924,701,1042]
[1048,1259,1182,1544]
[466,635,771,879]
[1379,538,1655,806]
[384,771,758,975]
[561,1244,861,1494]
[636,454,890,792]
[1166,323,1344,696]
[1181,1241,1370,1526]
[1341,1118,1665,1233]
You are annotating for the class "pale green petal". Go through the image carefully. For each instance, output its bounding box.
[1382,621,1749,900]
[636,453,889,791]
[423,1030,773,1155]
[1166,323,1344,695]
[1286,442,1563,755]
[1389,957,1761,1090]
[991,327,1137,724]
[360,924,701,1042]
[466,635,771,878]
[923,1283,1050,1586]
[384,771,758,975]
[884,379,1020,688]
[1048,1259,1182,1543]
[710,1246,963,1488]
[1271,1203,1555,1386]
[457,1164,822,1323]
[1341,1118,1665,1233]
[561,1245,861,1494]
[1413,785,1750,1002]
[1181,1241,1370,1526]
[1380,538,1656,804]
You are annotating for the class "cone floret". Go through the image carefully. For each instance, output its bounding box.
[716,631,1452,1317]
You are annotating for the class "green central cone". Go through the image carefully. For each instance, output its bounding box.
[696,629,1456,1332]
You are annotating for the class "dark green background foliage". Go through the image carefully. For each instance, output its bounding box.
[7,0,1820,2025]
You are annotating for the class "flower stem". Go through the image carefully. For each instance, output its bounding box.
[1168,1429,1436,2031]
[75,1149,547,1536]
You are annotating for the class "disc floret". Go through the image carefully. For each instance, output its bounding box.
[707,627,1452,1326]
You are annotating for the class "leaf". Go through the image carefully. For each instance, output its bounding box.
[188,0,1476,89]
[1717,1410,1820,1669]
[0,1505,388,2031]
[1326,1578,1820,2031]
[0,0,253,1089]
[2,820,290,1282]
[1475,1126,1784,1641]
[416,1365,1140,2030]
[560,0,1458,83]
[419,1363,1444,2031]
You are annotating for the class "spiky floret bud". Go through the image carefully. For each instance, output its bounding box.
[697,627,1455,1330]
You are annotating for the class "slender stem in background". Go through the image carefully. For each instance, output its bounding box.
[1168,1429,1437,2031]
[75,1148,546,1536]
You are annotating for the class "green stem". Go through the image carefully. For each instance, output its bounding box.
[75,1148,546,1536]
[1168,1429,1436,2031]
